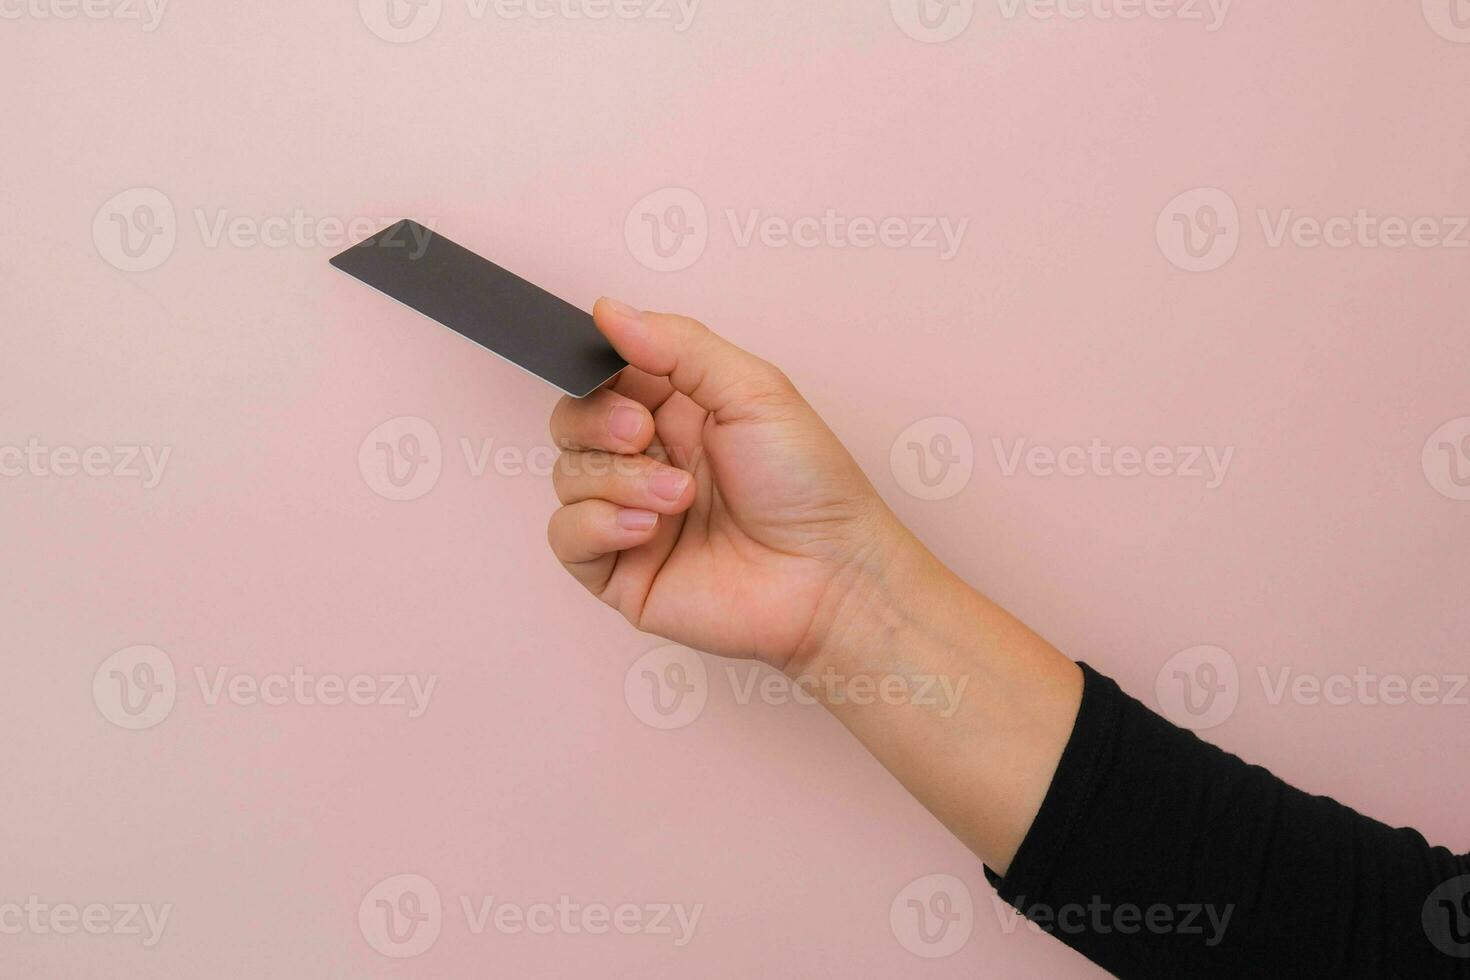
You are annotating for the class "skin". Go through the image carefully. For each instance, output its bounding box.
[547,297,1085,874]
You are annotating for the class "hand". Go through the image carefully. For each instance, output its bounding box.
[547,299,1083,875]
[546,298,916,673]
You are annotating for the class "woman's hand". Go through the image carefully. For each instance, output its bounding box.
[547,298,1082,872]
[546,298,915,674]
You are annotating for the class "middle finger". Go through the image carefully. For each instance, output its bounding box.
[552,451,696,514]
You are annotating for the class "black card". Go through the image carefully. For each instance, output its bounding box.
[331,220,626,398]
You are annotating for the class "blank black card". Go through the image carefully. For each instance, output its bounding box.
[330,220,626,398]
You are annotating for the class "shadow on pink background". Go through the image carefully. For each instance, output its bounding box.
[3,1,1468,976]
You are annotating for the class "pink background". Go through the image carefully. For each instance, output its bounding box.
[4,1,1469,976]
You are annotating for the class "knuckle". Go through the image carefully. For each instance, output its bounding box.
[734,360,797,407]
[756,358,792,389]
[659,310,707,336]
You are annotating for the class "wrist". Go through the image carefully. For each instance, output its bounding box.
[786,517,968,687]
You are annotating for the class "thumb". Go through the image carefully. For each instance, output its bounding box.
[593,297,791,418]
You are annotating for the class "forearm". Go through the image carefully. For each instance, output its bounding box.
[794,523,1084,874]
[798,525,1470,978]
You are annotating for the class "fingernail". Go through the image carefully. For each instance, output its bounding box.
[617,508,658,530]
[600,297,642,321]
[608,405,644,443]
[649,467,689,501]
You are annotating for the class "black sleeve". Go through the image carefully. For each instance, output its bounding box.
[983,663,1470,979]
